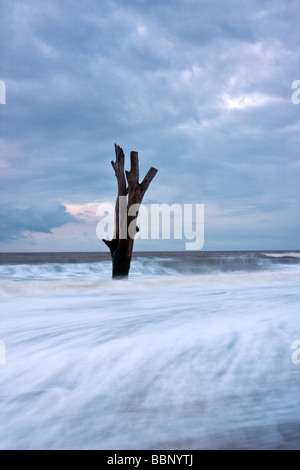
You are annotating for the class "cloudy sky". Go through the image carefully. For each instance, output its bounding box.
[1,0,300,252]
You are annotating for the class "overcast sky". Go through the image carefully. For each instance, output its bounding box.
[1,0,300,252]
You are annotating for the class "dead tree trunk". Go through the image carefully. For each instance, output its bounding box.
[103,144,158,279]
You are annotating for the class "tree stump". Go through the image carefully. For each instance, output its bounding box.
[103,144,158,279]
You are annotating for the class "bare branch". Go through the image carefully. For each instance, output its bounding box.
[130,151,139,183]
[140,167,158,196]
[102,238,118,257]
[126,151,139,189]
[112,144,126,196]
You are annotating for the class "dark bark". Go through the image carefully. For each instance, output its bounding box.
[102,144,158,279]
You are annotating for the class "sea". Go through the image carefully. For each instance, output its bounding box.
[0,250,300,450]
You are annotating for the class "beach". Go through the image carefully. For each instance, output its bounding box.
[0,251,300,449]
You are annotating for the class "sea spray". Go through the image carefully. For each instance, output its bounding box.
[0,251,300,449]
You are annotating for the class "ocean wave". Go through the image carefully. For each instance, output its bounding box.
[0,261,112,281]
[263,252,300,259]
[0,261,300,449]
[0,266,299,298]
[0,251,300,298]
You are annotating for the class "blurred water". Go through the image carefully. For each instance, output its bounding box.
[0,251,300,449]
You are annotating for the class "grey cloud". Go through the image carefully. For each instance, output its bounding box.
[0,0,299,250]
[0,203,77,241]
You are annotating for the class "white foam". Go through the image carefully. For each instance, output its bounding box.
[263,252,300,258]
[0,262,300,449]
